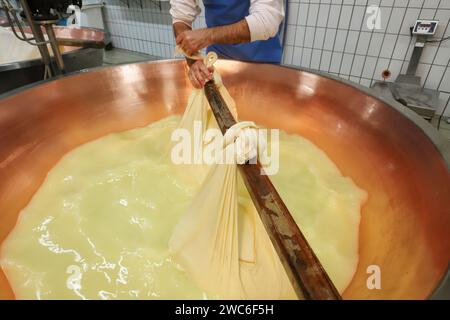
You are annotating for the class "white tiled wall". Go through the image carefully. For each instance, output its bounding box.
[103,0,206,58]
[103,0,450,116]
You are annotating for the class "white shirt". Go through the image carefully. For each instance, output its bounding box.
[170,0,285,42]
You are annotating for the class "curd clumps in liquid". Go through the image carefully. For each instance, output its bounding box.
[0,116,366,299]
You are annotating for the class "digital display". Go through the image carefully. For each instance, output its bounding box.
[413,20,439,35]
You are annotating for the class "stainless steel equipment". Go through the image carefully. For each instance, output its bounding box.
[373,19,441,119]
[2,0,73,75]
[0,26,104,94]
[0,0,83,77]
[0,60,449,300]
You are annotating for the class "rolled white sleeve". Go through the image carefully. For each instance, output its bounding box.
[245,0,285,42]
[170,0,201,27]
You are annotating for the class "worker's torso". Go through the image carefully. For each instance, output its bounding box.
[203,0,282,64]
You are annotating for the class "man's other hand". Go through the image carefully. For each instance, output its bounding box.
[176,29,212,56]
[188,60,213,89]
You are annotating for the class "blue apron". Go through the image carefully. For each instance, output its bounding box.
[203,0,282,64]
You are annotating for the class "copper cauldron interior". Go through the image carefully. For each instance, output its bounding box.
[0,60,449,299]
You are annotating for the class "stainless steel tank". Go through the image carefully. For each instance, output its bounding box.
[0,60,448,299]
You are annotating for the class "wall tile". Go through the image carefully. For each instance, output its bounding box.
[362,56,378,78]
[409,0,424,9]
[338,5,353,30]
[423,0,440,10]
[304,27,316,48]
[440,2,450,9]
[299,3,310,25]
[292,47,303,66]
[317,4,331,28]
[283,45,294,65]
[310,49,322,69]
[330,52,344,73]
[381,0,394,7]
[288,2,300,25]
[345,30,359,53]
[351,54,365,76]
[320,50,333,71]
[386,7,406,34]
[323,29,338,50]
[425,65,446,90]
[380,34,397,58]
[340,53,354,75]
[295,25,306,47]
[434,9,450,38]
[356,32,372,54]
[314,28,326,48]
[434,46,450,66]
[350,5,365,30]
[327,5,341,28]
[286,25,296,45]
[368,33,384,55]
[302,48,312,68]
[307,4,320,26]
[439,67,450,92]
[334,30,349,52]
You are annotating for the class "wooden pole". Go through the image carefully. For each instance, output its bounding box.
[204,80,342,300]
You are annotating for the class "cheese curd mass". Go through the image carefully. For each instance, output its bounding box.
[0,115,366,299]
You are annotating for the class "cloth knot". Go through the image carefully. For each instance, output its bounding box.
[203,52,218,68]
[223,121,266,164]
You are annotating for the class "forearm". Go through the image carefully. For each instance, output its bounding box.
[173,21,191,38]
[174,19,250,61]
[206,19,251,45]
[173,22,196,66]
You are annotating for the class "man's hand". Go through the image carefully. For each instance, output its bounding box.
[188,60,213,89]
[176,29,212,56]
[172,20,250,88]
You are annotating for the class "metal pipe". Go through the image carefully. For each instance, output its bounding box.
[42,22,66,74]
[406,36,426,76]
[17,0,53,77]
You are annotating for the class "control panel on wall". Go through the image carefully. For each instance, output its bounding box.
[412,20,439,36]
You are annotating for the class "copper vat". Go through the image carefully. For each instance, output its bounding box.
[0,60,449,299]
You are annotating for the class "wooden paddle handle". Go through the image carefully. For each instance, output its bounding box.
[204,80,342,300]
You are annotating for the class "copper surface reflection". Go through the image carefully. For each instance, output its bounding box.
[0,60,448,300]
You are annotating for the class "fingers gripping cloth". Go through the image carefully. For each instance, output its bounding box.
[175,49,238,183]
[169,50,295,299]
